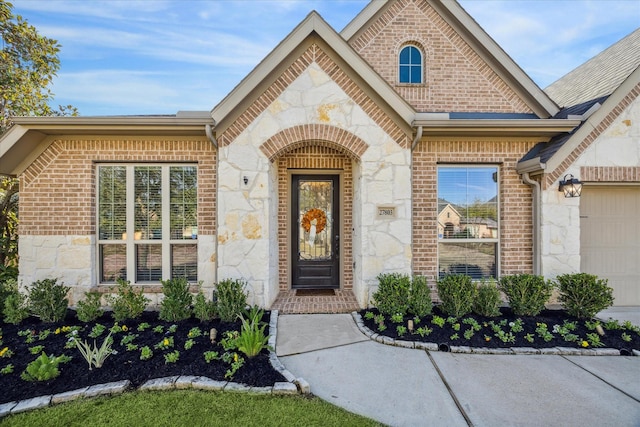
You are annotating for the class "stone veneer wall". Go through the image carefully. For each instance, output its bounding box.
[216,42,412,308]
[18,137,217,305]
[277,145,354,291]
[412,137,540,288]
[348,0,532,114]
[540,93,640,277]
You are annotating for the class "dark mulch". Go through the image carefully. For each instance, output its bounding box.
[360,307,640,352]
[0,310,285,405]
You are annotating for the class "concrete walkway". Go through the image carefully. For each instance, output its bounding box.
[277,313,640,427]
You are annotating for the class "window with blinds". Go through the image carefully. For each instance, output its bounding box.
[98,164,198,283]
[437,166,498,280]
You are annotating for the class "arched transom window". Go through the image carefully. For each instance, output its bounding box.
[399,45,422,84]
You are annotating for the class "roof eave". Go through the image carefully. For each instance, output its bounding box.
[411,118,580,137]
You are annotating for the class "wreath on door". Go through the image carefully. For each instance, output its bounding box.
[301,208,327,234]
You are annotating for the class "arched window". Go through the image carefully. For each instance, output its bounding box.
[399,45,422,84]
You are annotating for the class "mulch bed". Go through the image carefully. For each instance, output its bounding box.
[0,310,285,405]
[360,307,640,352]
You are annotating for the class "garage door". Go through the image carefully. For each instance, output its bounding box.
[581,186,640,305]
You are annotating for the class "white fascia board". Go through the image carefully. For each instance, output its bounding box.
[544,65,640,173]
[411,118,580,136]
[211,11,415,128]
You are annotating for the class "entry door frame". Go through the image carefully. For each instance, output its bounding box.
[288,170,343,289]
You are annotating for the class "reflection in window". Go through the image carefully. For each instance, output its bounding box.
[438,166,498,279]
[399,45,422,84]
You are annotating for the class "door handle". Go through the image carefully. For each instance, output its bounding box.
[334,234,340,256]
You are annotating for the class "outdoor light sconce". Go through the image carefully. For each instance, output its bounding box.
[243,176,249,185]
[558,174,583,198]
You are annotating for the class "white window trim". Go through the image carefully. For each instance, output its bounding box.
[437,165,500,279]
[97,163,197,284]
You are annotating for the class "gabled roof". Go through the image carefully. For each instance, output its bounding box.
[210,11,415,132]
[545,28,640,108]
[342,0,560,118]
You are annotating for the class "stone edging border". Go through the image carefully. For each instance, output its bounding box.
[351,312,640,357]
[0,310,305,419]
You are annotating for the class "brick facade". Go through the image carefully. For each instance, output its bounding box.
[412,137,540,284]
[19,137,217,236]
[348,0,532,114]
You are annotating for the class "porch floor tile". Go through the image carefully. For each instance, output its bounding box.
[271,290,361,314]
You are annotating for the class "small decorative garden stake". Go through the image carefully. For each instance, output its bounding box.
[407,320,414,333]
[595,324,605,336]
[209,328,218,344]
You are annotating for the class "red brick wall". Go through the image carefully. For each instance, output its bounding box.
[348,0,532,114]
[19,137,217,236]
[412,137,539,283]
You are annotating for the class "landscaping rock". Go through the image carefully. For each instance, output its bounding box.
[190,377,227,391]
[224,382,251,392]
[140,376,179,391]
[84,380,130,398]
[272,382,298,395]
[52,387,89,404]
[174,375,200,389]
[295,377,311,394]
[0,402,17,418]
[511,347,540,355]
[11,396,51,414]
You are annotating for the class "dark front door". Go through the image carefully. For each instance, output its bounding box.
[291,175,340,289]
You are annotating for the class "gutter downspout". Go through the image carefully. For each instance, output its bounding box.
[411,125,423,151]
[521,172,541,275]
[205,123,218,148]
[205,122,219,287]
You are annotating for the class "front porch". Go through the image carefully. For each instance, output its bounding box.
[271,289,361,314]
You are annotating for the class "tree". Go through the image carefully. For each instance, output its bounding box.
[0,1,78,281]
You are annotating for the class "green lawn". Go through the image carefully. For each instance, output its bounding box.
[0,390,382,427]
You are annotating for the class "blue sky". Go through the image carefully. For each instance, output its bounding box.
[12,0,640,116]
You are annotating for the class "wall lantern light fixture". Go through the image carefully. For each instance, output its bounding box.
[243,176,249,185]
[558,174,583,198]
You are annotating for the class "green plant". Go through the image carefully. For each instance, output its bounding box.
[74,332,113,370]
[396,325,407,336]
[436,274,475,317]
[140,346,153,360]
[3,290,29,324]
[235,308,270,358]
[1,364,14,374]
[88,323,106,339]
[555,273,614,319]
[0,346,13,358]
[168,324,178,334]
[473,280,502,317]
[137,322,151,332]
[364,311,374,320]
[498,274,552,316]
[27,278,70,323]
[18,328,36,343]
[450,333,459,340]
[203,351,219,363]
[214,278,248,322]
[535,322,554,342]
[193,287,217,322]
[21,352,71,382]
[463,328,474,340]
[415,326,432,337]
[372,273,410,317]
[431,315,445,328]
[621,333,632,342]
[152,325,164,334]
[524,333,534,343]
[408,275,432,317]
[155,336,174,350]
[222,352,244,379]
[107,278,149,322]
[0,278,18,317]
[184,339,195,350]
[187,327,202,338]
[164,350,180,364]
[509,319,524,333]
[390,313,404,323]
[29,345,44,355]
[76,291,103,322]
[120,333,138,346]
[159,277,193,322]
[586,332,604,347]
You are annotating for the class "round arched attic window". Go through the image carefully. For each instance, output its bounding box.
[399,45,423,84]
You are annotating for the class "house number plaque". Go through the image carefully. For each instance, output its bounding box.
[376,206,396,219]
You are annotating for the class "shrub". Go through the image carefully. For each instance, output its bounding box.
[3,289,29,324]
[408,275,432,317]
[555,273,614,319]
[159,277,193,322]
[372,273,410,316]
[28,278,70,323]
[214,278,248,322]
[107,278,150,322]
[76,291,104,322]
[498,274,552,316]
[0,278,18,315]
[436,274,475,317]
[473,280,502,317]
[193,288,216,322]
